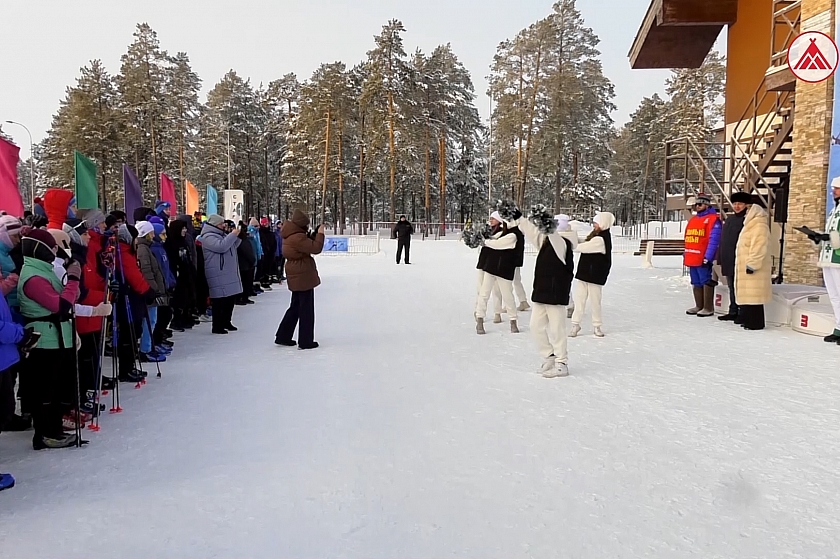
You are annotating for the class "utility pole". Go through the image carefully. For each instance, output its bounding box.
[488,95,493,201]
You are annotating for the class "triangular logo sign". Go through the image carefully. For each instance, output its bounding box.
[795,38,832,71]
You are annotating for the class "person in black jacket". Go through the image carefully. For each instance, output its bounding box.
[717,191,751,323]
[392,215,414,264]
[258,218,278,287]
[236,224,257,306]
[570,212,615,338]
[165,219,198,330]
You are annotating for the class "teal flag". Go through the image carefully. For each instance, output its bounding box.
[74,151,98,209]
[206,184,218,215]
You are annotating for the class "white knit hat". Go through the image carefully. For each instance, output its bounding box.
[554,214,571,232]
[135,220,154,238]
[489,211,503,223]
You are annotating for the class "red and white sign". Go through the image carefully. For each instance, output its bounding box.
[787,31,839,83]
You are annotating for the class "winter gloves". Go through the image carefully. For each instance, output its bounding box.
[19,328,41,358]
[65,260,82,282]
[92,303,113,317]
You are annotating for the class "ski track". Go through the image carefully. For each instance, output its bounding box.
[1,241,839,558]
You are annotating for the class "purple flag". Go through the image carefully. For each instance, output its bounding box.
[123,164,143,224]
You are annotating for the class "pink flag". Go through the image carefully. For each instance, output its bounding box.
[0,138,24,217]
[160,173,178,216]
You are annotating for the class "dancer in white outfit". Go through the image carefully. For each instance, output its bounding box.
[513,210,578,377]
[474,212,519,334]
[813,178,840,344]
[570,212,615,338]
[491,223,529,321]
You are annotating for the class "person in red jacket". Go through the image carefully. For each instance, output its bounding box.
[113,225,153,383]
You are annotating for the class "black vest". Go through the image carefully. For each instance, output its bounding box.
[532,237,574,306]
[512,227,525,267]
[575,230,612,286]
[480,230,517,281]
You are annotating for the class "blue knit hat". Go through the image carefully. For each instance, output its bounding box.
[152,223,166,237]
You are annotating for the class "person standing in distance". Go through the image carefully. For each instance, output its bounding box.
[683,194,722,317]
[813,177,840,344]
[717,191,751,323]
[393,215,414,265]
[275,210,325,350]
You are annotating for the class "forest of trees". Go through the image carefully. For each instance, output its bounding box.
[0,0,725,230]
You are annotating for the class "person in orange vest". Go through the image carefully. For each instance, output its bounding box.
[684,195,722,317]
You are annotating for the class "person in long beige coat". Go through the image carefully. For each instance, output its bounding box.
[734,201,772,330]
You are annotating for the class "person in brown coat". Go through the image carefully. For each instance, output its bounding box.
[274,209,324,349]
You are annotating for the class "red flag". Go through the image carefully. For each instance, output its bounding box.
[0,138,24,217]
[160,173,178,216]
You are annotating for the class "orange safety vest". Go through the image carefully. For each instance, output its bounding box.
[684,213,719,267]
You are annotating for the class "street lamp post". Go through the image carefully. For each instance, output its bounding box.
[5,120,35,211]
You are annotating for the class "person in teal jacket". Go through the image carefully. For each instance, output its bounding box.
[0,215,23,313]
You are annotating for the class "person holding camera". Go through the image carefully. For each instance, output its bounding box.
[199,215,242,334]
[275,209,324,349]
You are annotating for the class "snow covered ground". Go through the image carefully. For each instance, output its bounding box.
[2,240,839,558]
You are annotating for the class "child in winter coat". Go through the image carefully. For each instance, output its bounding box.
[513,211,578,377]
[17,229,82,449]
[135,221,168,363]
[150,222,176,349]
[570,212,616,338]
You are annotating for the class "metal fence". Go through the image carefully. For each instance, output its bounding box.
[524,235,641,255]
[320,233,381,255]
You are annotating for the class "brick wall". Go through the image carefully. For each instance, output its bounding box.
[785,0,835,285]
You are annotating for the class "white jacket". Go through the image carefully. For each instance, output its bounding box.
[574,212,615,255]
[483,226,517,251]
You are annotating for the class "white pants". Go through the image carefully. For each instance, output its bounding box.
[478,270,503,314]
[823,267,840,331]
[492,267,528,312]
[476,273,517,321]
[530,303,568,364]
[570,281,603,327]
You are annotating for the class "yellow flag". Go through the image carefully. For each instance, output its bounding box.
[185,180,199,215]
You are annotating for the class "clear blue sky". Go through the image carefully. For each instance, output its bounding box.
[1,0,721,158]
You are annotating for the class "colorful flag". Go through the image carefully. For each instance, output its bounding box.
[0,138,24,217]
[185,180,199,215]
[123,164,143,223]
[160,173,177,215]
[206,184,218,216]
[74,151,98,209]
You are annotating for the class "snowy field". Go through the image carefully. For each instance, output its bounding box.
[2,241,839,558]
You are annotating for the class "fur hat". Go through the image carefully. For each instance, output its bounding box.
[206,214,225,227]
[135,220,154,238]
[730,191,752,205]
